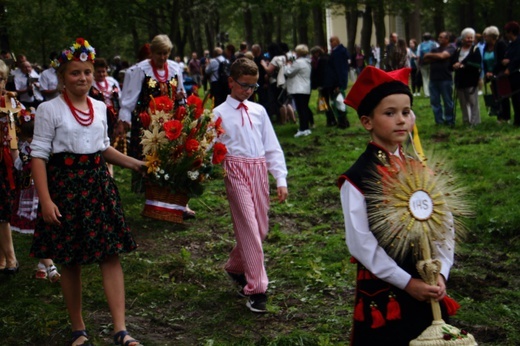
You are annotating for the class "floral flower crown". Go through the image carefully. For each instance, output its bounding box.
[51,38,96,68]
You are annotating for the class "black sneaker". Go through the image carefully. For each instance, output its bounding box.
[246,293,267,313]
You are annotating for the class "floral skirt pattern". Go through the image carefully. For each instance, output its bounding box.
[0,157,15,222]
[30,152,137,265]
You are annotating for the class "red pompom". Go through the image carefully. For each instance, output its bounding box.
[354,298,364,322]
[370,303,386,329]
[442,296,461,316]
[386,295,401,321]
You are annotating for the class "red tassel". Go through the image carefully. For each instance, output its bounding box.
[354,298,365,321]
[357,270,364,281]
[442,296,461,316]
[350,256,358,264]
[370,303,386,328]
[386,295,401,320]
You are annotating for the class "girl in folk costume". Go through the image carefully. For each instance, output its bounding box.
[29,38,144,346]
[338,66,461,346]
[0,59,19,275]
[90,57,122,175]
[11,109,61,282]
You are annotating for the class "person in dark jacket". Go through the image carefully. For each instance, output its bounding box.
[503,21,520,126]
[424,32,456,126]
[310,45,330,114]
[451,27,482,126]
[323,36,350,128]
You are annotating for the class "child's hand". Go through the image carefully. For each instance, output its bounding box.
[41,201,62,226]
[277,186,288,203]
[9,148,19,162]
[404,277,446,302]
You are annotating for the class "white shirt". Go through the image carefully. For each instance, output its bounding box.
[39,67,59,100]
[268,55,286,85]
[31,96,110,160]
[14,69,43,103]
[213,95,288,187]
[119,59,185,123]
[340,151,454,290]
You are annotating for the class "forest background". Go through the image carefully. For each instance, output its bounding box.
[0,0,518,68]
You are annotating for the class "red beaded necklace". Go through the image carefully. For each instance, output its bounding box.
[63,91,94,126]
[150,59,169,83]
[96,78,109,93]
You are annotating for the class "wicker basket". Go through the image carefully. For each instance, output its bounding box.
[141,183,189,223]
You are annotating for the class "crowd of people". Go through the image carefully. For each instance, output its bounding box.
[379,23,520,127]
[0,20,519,345]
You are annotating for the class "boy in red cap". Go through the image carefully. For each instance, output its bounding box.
[338,66,455,345]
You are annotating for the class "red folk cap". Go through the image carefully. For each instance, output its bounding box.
[345,66,413,117]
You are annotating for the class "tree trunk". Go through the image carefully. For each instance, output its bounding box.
[292,12,298,48]
[169,0,182,57]
[361,5,373,62]
[260,10,274,49]
[345,5,358,55]
[408,0,421,41]
[373,1,386,63]
[185,9,195,57]
[297,2,309,46]
[0,3,9,53]
[244,6,253,48]
[432,0,444,36]
[275,14,282,43]
[312,5,326,49]
[190,9,203,55]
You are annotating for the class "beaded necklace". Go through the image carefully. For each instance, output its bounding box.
[95,79,109,93]
[150,59,169,82]
[63,91,94,126]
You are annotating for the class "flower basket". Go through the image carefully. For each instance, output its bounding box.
[141,182,189,223]
[139,92,227,222]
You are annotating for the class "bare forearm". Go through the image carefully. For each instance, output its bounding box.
[102,146,143,172]
[31,158,51,204]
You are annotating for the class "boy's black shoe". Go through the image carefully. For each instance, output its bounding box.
[246,293,267,313]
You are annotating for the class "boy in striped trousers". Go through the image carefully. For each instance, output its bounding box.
[213,58,288,313]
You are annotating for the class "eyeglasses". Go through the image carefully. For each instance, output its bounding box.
[233,79,259,91]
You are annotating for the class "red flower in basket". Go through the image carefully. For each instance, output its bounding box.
[186,94,203,119]
[163,119,183,140]
[139,111,151,128]
[149,95,174,113]
[214,117,224,136]
[174,105,187,120]
[212,142,227,164]
[185,138,200,156]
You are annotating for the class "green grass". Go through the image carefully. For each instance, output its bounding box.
[1,90,519,345]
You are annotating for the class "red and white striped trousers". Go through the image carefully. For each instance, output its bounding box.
[223,155,270,295]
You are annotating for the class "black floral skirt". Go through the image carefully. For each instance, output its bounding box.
[30,152,137,265]
[0,153,16,222]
